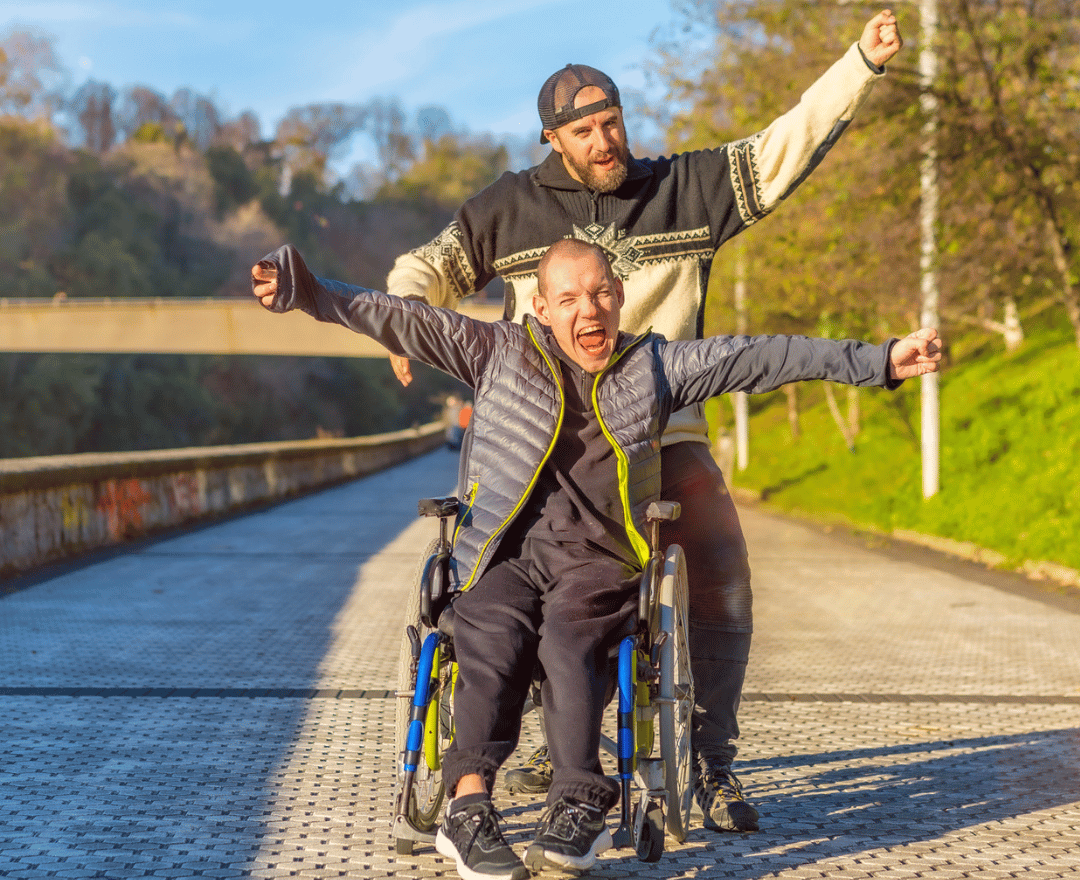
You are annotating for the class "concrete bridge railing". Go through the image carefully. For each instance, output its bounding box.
[0,422,445,578]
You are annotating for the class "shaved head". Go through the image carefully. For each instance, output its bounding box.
[537,239,614,299]
[532,238,624,373]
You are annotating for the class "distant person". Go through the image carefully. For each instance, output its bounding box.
[444,394,465,450]
[251,238,941,879]
[381,10,904,832]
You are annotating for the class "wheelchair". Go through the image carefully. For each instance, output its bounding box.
[392,496,694,863]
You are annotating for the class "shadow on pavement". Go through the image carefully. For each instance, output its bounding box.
[685,726,1080,876]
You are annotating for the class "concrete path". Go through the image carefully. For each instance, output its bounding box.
[2,447,1078,879]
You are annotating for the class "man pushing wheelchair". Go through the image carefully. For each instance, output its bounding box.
[252,238,940,879]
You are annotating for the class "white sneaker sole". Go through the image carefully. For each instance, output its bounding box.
[435,828,527,880]
[526,826,612,872]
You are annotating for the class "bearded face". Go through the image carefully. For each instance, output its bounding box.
[559,135,630,193]
[545,97,632,194]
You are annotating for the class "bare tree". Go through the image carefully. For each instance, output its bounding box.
[363,97,415,179]
[218,110,262,152]
[116,85,180,141]
[274,101,367,188]
[70,79,117,153]
[415,105,455,143]
[170,88,222,151]
[0,29,67,119]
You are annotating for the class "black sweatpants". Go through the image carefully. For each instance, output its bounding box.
[442,538,639,811]
[660,441,754,766]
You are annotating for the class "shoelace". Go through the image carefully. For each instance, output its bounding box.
[462,803,509,851]
[697,768,743,801]
[524,745,550,769]
[543,801,598,838]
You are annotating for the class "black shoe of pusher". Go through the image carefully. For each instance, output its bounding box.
[504,744,553,794]
[434,794,529,880]
[692,758,760,833]
[525,797,612,874]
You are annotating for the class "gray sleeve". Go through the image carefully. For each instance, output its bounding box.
[661,333,899,410]
[258,244,497,388]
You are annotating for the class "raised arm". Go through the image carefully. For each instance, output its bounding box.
[386,220,480,309]
[663,327,939,411]
[251,244,497,389]
[859,9,903,69]
[721,10,902,227]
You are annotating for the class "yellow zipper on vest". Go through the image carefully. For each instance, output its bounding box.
[592,332,651,569]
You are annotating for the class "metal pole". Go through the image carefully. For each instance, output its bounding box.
[919,0,941,498]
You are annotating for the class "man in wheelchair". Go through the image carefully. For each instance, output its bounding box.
[252,239,941,880]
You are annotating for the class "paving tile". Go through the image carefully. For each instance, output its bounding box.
[1,450,1078,878]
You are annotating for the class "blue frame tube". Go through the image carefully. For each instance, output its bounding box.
[403,632,441,772]
[617,636,636,779]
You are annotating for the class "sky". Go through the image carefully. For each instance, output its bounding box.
[0,0,687,154]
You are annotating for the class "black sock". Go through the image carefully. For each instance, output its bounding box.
[450,791,492,811]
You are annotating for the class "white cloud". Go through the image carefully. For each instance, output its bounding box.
[317,0,564,96]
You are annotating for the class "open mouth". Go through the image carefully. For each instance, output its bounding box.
[577,326,608,355]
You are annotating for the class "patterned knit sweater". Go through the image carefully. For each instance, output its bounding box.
[387,43,884,445]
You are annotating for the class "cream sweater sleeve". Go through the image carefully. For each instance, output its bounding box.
[733,42,883,221]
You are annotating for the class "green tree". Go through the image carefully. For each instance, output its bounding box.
[376,133,508,210]
[659,1,920,343]
[0,119,70,297]
[0,353,100,456]
[931,0,1080,348]
[658,0,1080,355]
[206,143,259,218]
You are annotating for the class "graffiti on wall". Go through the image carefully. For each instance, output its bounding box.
[3,426,441,574]
[61,489,93,535]
[167,472,202,518]
[96,479,155,540]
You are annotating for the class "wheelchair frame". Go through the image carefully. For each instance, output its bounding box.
[392,496,694,863]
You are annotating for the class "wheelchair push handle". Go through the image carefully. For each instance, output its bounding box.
[417,497,459,629]
[639,501,681,626]
[645,501,681,523]
[645,502,680,554]
[418,497,459,519]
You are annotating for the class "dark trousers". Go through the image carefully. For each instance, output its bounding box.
[442,542,637,811]
[660,442,753,766]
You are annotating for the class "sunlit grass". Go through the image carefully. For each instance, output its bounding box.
[710,326,1080,571]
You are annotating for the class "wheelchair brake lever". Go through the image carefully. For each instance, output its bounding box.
[406,625,421,659]
[649,632,668,668]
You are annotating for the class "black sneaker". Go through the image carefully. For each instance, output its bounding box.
[692,758,759,832]
[434,795,529,880]
[525,797,612,873]
[504,744,553,794]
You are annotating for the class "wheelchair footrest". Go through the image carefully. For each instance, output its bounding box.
[392,812,437,845]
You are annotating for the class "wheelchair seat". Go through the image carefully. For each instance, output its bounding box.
[434,600,456,641]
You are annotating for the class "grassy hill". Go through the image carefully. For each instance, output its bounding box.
[708,319,1080,575]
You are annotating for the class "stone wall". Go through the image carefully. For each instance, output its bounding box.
[0,423,444,577]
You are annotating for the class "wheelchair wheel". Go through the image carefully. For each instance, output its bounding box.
[394,538,447,850]
[636,799,665,863]
[657,544,694,843]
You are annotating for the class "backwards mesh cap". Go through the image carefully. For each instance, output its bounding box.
[537,64,621,143]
